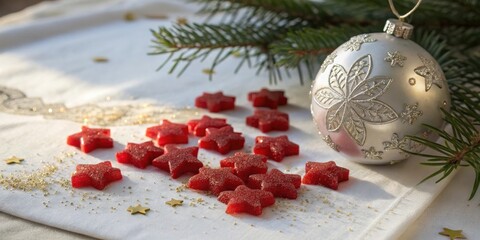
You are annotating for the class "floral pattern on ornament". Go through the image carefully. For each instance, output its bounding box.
[320,52,337,73]
[400,102,423,125]
[414,55,444,92]
[384,51,406,67]
[383,133,410,157]
[313,54,398,146]
[322,135,339,152]
[383,133,408,151]
[343,34,376,51]
[361,146,383,160]
[383,132,427,156]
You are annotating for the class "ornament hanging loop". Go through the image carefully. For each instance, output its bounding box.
[388,0,423,21]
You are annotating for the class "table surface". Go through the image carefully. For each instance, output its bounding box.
[0,1,479,239]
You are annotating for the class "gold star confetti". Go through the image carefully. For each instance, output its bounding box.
[124,12,136,21]
[166,198,183,207]
[127,204,150,215]
[439,228,466,240]
[92,57,109,63]
[5,156,23,164]
[202,68,215,75]
[176,17,188,25]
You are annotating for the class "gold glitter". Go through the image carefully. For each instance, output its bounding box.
[5,156,23,164]
[0,164,58,193]
[175,184,187,192]
[92,57,109,63]
[124,12,136,21]
[176,17,188,25]
[127,204,150,215]
[166,198,183,207]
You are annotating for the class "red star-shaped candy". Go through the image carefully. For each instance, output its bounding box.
[246,109,289,132]
[253,135,299,162]
[71,161,122,190]
[220,152,268,182]
[187,115,231,137]
[248,169,301,199]
[218,185,275,216]
[195,91,236,112]
[67,126,113,153]
[247,88,287,109]
[188,167,244,196]
[151,145,203,179]
[302,161,349,190]
[116,141,164,169]
[198,126,245,154]
[146,120,189,146]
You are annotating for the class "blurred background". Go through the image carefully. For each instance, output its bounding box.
[0,0,49,17]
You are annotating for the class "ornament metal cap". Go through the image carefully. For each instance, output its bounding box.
[383,19,414,39]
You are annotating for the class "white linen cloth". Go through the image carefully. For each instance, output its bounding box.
[0,0,478,239]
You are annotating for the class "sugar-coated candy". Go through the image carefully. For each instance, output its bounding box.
[188,167,244,196]
[218,185,275,216]
[195,91,235,112]
[220,152,268,182]
[116,141,163,169]
[71,161,122,190]
[187,115,230,137]
[253,135,299,162]
[152,145,203,179]
[67,126,113,153]
[247,88,287,109]
[198,126,245,154]
[248,169,301,199]
[146,120,188,146]
[246,109,289,133]
[302,161,349,190]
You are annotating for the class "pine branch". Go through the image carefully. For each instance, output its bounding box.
[151,0,480,83]
[404,109,480,199]
[416,1,480,26]
[320,0,391,21]
[450,85,480,125]
[270,25,377,79]
[150,23,285,80]
[192,0,328,26]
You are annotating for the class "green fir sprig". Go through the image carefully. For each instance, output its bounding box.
[149,0,480,198]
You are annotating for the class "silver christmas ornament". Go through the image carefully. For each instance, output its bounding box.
[310,18,451,164]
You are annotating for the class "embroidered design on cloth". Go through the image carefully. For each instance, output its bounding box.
[0,85,197,126]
